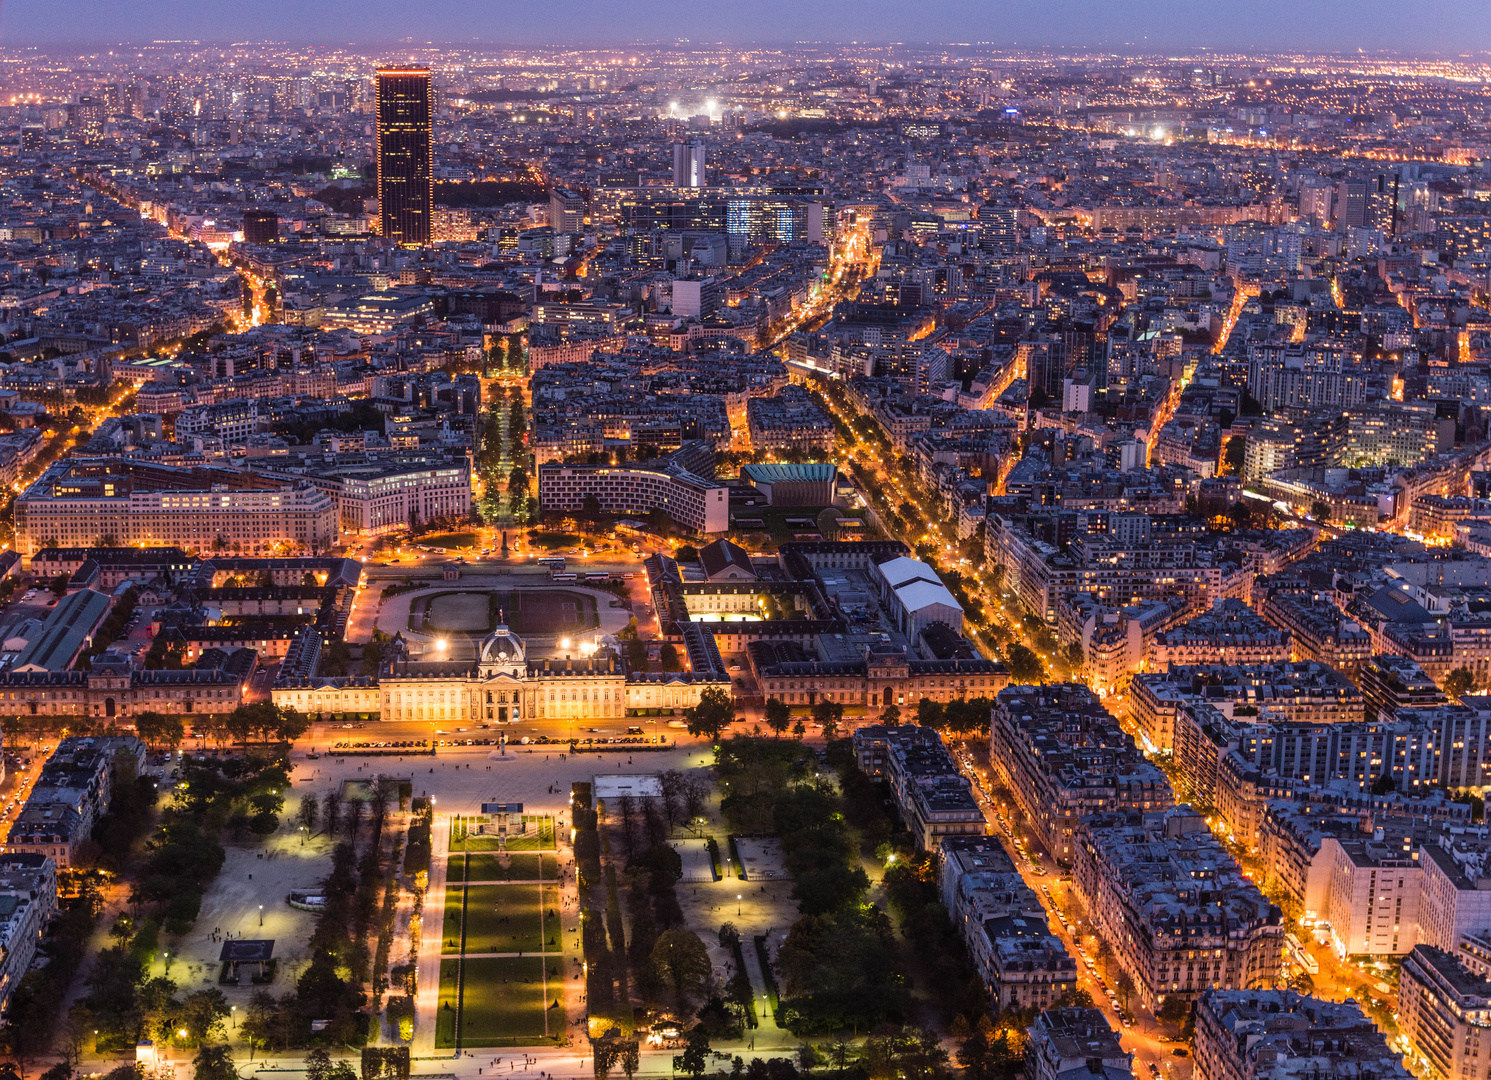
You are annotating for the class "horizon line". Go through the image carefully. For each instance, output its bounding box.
[0,38,1489,58]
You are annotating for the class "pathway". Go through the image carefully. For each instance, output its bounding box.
[414,814,452,1054]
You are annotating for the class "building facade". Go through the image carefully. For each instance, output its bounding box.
[376,68,434,246]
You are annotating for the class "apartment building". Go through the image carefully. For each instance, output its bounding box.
[934,836,1078,1012]
[852,725,985,848]
[1420,837,1491,953]
[1027,1009,1133,1080]
[1194,990,1409,1080]
[990,683,1173,865]
[538,461,728,534]
[0,853,56,1019]
[267,456,472,535]
[1129,662,1364,754]
[1401,946,1491,1080]
[14,459,338,556]
[2,735,145,866]
[1149,599,1291,669]
[1324,836,1422,957]
[1072,806,1284,1011]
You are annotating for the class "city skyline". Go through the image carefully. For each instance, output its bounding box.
[4,18,1491,1073]
[8,0,1491,52]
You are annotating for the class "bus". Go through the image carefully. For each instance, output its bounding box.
[1285,933,1319,973]
[551,572,578,584]
[537,556,566,572]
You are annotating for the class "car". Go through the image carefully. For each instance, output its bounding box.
[1171,1050,1188,1058]
[1149,1065,1161,1078]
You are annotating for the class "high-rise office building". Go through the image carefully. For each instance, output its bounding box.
[241,210,280,245]
[672,139,707,187]
[549,188,586,233]
[376,67,434,247]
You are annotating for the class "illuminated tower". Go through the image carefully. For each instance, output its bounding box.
[376,67,433,246]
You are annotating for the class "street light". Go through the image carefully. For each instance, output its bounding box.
[259,904,264,926]
[737,894,742,917]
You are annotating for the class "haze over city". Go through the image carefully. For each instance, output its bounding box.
[8,1,1491,51]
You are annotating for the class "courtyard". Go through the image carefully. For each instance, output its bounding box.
[376,578,631,658]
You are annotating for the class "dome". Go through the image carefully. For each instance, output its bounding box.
[478,624,526,667]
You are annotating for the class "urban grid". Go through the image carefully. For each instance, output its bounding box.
[3,16,1491,1080]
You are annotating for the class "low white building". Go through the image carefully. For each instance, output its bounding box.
[874,555,963,640]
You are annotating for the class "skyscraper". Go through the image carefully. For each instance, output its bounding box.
[672,139,707,188]
[376,67,434,247]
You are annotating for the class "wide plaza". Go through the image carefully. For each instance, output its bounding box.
[372,576,634,659]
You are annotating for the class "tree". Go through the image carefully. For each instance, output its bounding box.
[764,697,792,738]
[49,572,68,597]
[620,1042,640,1080]
[648,929,712,1010]
[659,643,681,673]
[683,686,734,742]
[1223,437,1247,477]
[1310,500,1332,523]
[193,1045,237,1080]
[181,987,230,1044]
[134,711,185,751]
[1005,643,1044,684]
[296,794,319,834]
[1053,988,1095,1009]
[717,923,741,950]
[811,698,844,739]
[674,1027,710,1079]
[880,702,901,726]
[1446,666,1476,701]
[321,790,342,837]
[239,989,277,1056]
[55,1006,93,1071]
[1157,995,1191,1026]
[915,697,945,729]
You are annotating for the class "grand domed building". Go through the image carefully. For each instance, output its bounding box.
[374,623,726,725]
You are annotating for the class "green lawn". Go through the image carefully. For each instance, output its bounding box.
[460,884,561,955]
[423,532,480,549]
[452,853,559,883]
[457,956,567,1047]
[452,819,556,851]
[437,959,460,1047]
[524,531,583,550]
[442,885,466,954]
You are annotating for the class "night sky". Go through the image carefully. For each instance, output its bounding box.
[14,0,1491,52]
